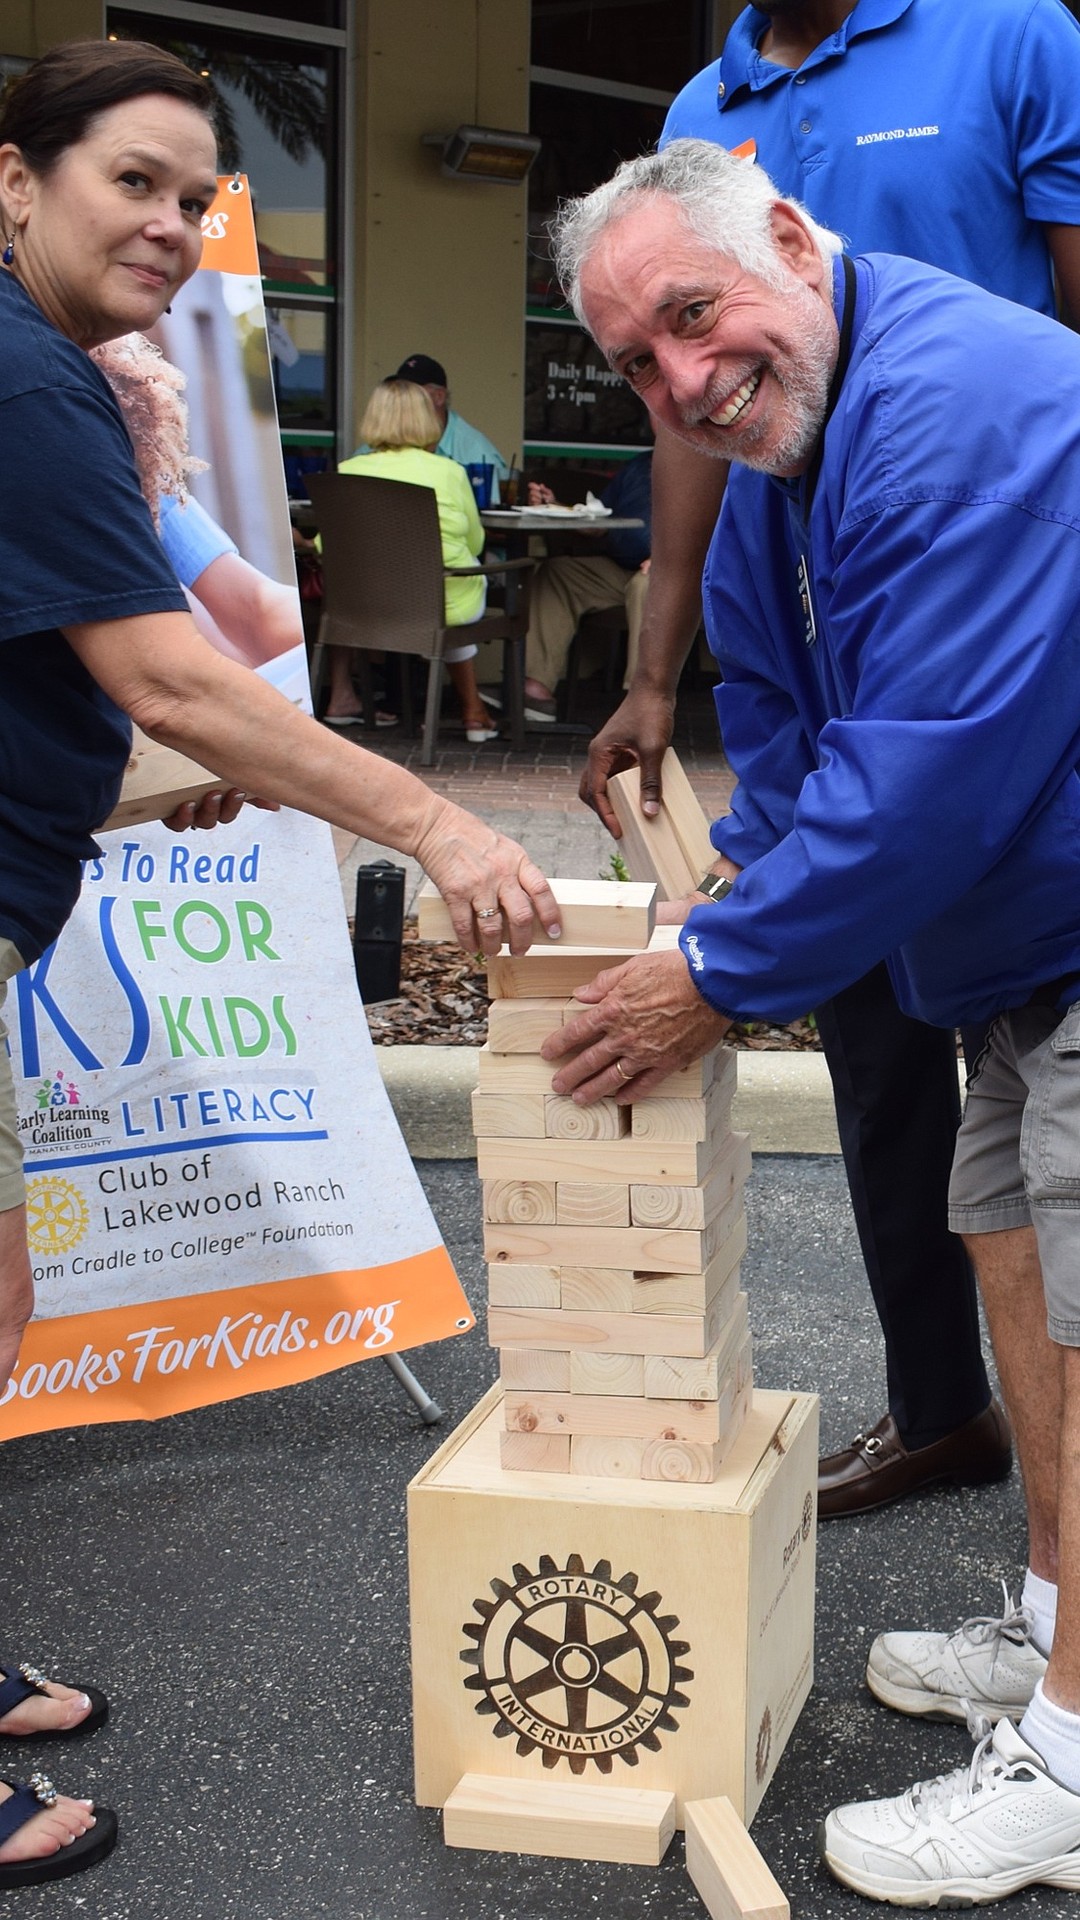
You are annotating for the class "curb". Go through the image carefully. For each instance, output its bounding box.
[374,1046,845,1161]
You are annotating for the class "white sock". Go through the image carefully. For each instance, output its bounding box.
[1021,1567,1058,1657]
[1020,1680,1080,1795]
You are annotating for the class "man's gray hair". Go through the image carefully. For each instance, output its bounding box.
[552,138,843,322]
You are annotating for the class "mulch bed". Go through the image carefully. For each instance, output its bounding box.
[360,923,821,1051]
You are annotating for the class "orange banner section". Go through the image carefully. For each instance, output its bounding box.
[198,175,260,277]
[0,1251,474,1440]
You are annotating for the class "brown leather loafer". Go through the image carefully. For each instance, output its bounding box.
[817,1397,1012,1520]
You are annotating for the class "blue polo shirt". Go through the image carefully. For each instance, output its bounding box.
[662,0,1080,315]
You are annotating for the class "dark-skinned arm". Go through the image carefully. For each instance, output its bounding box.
[580,428,728,835]
[1047,223,1080,331]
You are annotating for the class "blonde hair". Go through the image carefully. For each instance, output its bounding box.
[359,378,442,451]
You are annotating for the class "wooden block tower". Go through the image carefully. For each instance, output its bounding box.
[408,773,816,1857]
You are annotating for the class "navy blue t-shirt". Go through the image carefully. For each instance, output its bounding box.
[0,272,188,961]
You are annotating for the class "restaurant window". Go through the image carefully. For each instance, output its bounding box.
[108,4,344,490]
[527,1,711,466]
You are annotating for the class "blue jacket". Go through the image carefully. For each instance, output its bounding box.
[681,253,1080,1029]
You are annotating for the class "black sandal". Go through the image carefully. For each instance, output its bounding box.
[0,1661,109,1741]
[0,1772,118,1888]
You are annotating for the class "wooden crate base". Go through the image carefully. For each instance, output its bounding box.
[409,1382,818,1825]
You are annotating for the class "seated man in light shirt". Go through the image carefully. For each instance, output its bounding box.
[389,353,509,500]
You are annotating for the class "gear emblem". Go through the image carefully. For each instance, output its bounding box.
[802,1492,813,1541]
[756,1704,773,1783]
[24,1176,89,1255]
[461,1553,693,1774]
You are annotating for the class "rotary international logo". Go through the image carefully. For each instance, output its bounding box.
[24,1176,90,1256]
[462,1553,693,1775]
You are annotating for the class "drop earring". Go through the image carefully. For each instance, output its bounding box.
[1,229,15,267]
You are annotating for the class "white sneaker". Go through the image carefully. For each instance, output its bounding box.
[821,1716,1080,1906]
[866,1584,1047,1723]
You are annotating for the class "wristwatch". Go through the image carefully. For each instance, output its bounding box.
[696,871,736,904]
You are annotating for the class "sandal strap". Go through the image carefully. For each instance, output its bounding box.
[0,1663,45,1720]
[0,1773,59,1846]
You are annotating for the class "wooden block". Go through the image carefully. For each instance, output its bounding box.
[487,1264,561,1308]
[608,768,700,900]
[477,1043,724,1102]
[684,1796,789,1920]
[631,1134,752,1230]
[504,1388,731,1443]
[443,1774,676,1866]
[569,1349,644,1395]
[631,1058,738,1142]
[482,1179,557,1226]
[570,1433,647,1479]
[660,748,721,877]
[560,1266,636,1311]
[419,877,656,951]
[99,728,221,831]
[498,1429,570,1473]
[640,1396,751,1481]
[470,1089,547,1139]
[477,1133,725,1188]
[499,1345,571,1391]
[489,1287,731,1359]
[486,946,644,1000]
[484,1214,729,1276]
[632,1226,746,1315]
[556,1182,629,1227]
[544,1095,629,1141]
[644,1295,750,1400]
[487,998,566,1054]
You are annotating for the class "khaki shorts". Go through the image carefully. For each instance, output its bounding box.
[0,938,24,1213]
[949,999,1080,1344]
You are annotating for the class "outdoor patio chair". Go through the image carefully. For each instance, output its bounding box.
[306,471,534,763]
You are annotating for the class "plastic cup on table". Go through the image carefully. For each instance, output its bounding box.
[465,462,494,509]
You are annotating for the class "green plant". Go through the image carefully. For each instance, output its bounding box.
[599,851,631,883]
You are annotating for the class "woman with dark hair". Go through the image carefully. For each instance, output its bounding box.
[0,38,559,1888]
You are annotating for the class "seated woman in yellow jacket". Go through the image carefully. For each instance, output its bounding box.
[324,380,497,741]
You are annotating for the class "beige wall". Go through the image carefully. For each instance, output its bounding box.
[351,0,530,461]
[2,0,102,57]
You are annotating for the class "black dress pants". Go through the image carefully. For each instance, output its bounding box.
[813,961,992,1450]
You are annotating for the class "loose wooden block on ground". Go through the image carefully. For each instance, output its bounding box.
[99,730,221,831]
[409,1383,818,1823]
[487,999,567,1054]
[556,1182,629,1228]
[443,1774,677,1865]
[419,877,656,952]
[487,1264,561,1308]
[498,1429,570,1473]
[544,1095,629,1141]
[484,1214,733,1276]
[684,1796,789,1920]
[569,1349,644,1395]
[560,1266,636,1312]
[470,1089,547,1138]
[482,1179,557,1226]
[488,1285,732,1359]
[499,1346,572,1391]
[643,1295,751,1400]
